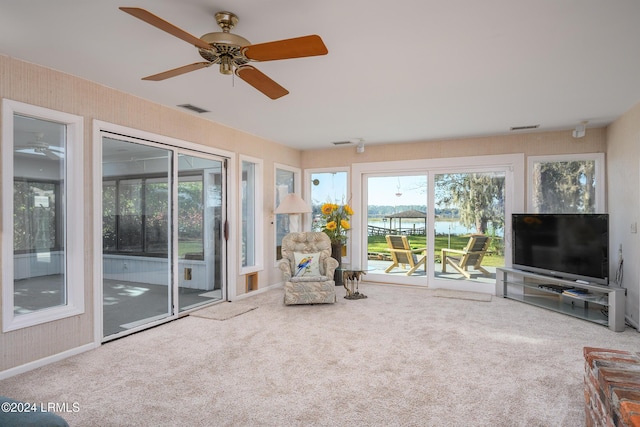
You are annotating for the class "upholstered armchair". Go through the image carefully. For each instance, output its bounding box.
[279,232,339,305]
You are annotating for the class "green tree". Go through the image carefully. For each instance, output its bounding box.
[435,172,505,234]
[533,161,595,213]
[177,181,204,238]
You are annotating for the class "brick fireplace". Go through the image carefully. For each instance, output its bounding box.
[584,347,640,426]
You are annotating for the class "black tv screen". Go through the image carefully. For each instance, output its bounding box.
[512,214,609,285]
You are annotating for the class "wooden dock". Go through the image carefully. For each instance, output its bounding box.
[367,225,426,236]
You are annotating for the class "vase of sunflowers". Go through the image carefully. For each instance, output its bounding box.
[319,203,354,286]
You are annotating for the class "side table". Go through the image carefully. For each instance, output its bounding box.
[340,267,368,300]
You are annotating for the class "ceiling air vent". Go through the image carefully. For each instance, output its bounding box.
[332,141,352,146]
[178,104,210,114]
[510,124,540,131]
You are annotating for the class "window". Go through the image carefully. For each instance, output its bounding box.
[308,170,349,232]
[103,175,169,256]
[103,173,210,258]
[274,165,300,261]
[177,175,205,259]
[241,156,263,272]
[528,154,605,213]
[13,179,62,254]
[2,99,84,331]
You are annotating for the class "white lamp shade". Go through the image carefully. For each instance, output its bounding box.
[274,193,311,214]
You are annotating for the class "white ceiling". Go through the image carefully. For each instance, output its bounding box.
[2,0,640,150]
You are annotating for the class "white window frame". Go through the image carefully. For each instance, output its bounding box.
[240,155,263,274]
[2,99,85,332]
[527,153,606,213]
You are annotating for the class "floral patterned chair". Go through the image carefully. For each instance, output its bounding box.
[279,232,339,305]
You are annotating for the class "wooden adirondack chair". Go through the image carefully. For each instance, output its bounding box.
[441,234,492,278]
[384,235,427,276]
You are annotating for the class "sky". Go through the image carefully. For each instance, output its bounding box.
[366,176,427,206]
[310,172,428,206]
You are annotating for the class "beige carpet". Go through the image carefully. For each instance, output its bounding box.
[1,283,639,426]
[190,302,258,320]
[433,288,492,302]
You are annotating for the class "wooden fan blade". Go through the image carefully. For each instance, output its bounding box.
[142,62,211,81]
[243,35,328,61]
[120,7,212,51]
[235,65,289,99]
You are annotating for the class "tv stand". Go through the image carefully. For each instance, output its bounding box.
[496,268,626,332]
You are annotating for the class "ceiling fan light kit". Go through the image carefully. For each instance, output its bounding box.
[120,7,328,99]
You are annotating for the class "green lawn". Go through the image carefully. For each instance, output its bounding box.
[367,235,504,266]
[179,240,203,257]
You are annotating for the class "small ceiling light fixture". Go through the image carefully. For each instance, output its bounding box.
[351,138,365,153]
[572,121,588,139]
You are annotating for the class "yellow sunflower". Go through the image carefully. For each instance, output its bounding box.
[325,221,337,230]
[340,219,351,230]
[321,203,336,215]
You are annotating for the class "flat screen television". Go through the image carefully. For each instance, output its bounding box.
[512,213,609,285]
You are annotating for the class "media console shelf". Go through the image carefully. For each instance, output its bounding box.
[496,268,626,332]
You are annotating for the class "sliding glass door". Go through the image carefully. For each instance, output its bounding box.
[364,174,428,285]
[360,162,511,290]
[434,171,505,285]
[177,153,225,312]
[101,135,226,339]
[102,138,172,337]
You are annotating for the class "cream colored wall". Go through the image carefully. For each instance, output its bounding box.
[301,129,607,169]
[0,55,300,372]
[301,128,607,215]
[607,101,640,328]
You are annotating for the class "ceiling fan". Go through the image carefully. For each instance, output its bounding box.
[120,7,328,99]
[15,133,63,160]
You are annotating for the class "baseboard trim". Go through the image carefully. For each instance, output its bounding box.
[0,342,98,380]
[232,282,283,301]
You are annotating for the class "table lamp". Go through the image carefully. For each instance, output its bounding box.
[274,193,311,232]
